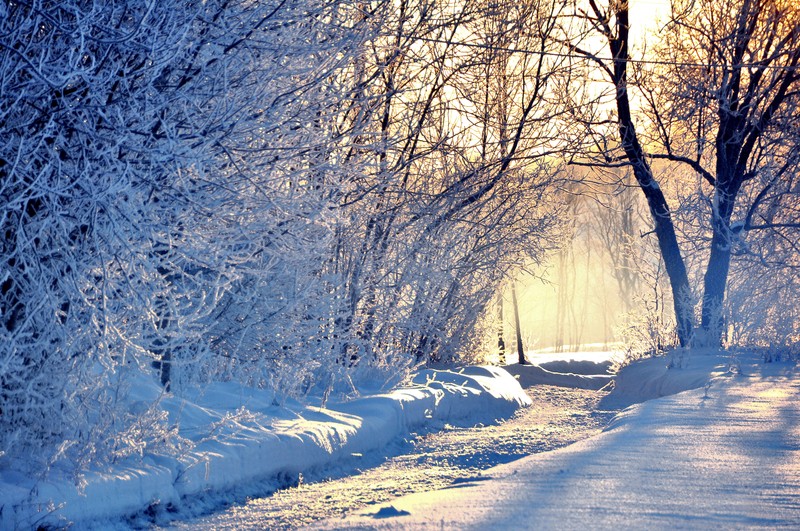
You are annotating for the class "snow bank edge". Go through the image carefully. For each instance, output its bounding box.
[0,365,529,529]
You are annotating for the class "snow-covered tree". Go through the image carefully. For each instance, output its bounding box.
[562,0,800,347]
[0,0,372,470]
[323,0,568,370]
[0,0,572,477]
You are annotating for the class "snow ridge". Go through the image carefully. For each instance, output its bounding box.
[0,366,529,529]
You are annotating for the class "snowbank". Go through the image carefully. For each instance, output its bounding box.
[505,363,612,390]
[0,366,529,529]
[503,350,617,390]
[601,347,734,407]
[317,351,800,529]
[536,359,612,375]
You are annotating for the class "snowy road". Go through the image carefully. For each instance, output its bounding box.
[165,384,617,530]
[317,367,800,530]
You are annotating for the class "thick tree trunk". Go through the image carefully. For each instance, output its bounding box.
[698,176,740,346]
[699,233,732,345]
[609,6,694,347]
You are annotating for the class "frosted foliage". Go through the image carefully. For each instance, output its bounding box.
[0,0,565,478]
[725,258,800,360]
[319,0,568,371]
[0,0,369,471]
[0,0,196,470]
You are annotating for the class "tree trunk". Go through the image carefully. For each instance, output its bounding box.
[497,292,506,364]
[699,234,731,346]
[698,175,740,346]
[511,283,525,364]
[650,204,694,347]
[609,6,694,346]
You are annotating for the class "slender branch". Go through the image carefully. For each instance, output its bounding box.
[745,222,800,231]
[648,153,716,186]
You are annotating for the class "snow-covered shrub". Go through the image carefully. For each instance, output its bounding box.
[0,0,203,471]
[299,0,568,384]
[0,0,372,473]
[725,257,800,362]
[613,297,678,370]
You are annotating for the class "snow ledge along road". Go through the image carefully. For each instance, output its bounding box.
[0,366,530,530]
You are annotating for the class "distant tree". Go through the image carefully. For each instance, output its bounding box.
[587,172,642,313]
[511,283,526,364]
[497,293,507,364]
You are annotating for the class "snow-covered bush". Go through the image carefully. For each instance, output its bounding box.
[725,256,800,361]
[0,0,371,473]
[0,0,203,471]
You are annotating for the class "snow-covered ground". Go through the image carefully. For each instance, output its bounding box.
[0,366,530,530]
[166,383,613,529]
[4,348,797,530]
[314,350,800,529]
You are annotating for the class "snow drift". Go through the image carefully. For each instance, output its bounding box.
[505,363,613,390]
[0,366,529,529]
